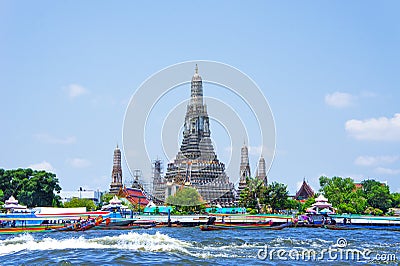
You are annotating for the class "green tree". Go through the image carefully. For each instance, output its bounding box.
[360,180,392,212]
[392,193,400,208]
[261,181,289,213]
[166,187,204,213]
[319,176,367,214]
[101,193,115,205]
[286,198,302,212]
[300,195,316,212]
[239,177,264,212]
[0,189,4,207]
[364,206,384,215]
[0,168,62,207]
[64,197,97,211]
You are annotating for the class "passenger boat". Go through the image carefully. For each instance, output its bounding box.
[0,196,68,234]
[0,196,109,234]
[100,195,136,226]
[325,214,400,231]
[0,223,66,234]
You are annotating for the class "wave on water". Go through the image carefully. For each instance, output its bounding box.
[269,237,332,248]
[0,232,259,260]
[0,232,192,256]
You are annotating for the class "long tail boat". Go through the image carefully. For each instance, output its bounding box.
[93,219,156,230]
[324,224,400,231]
[200,222,291,231]
[199,216,291,231]
[52,215,104,232]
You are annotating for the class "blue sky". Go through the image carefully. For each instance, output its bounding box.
[1,1,399,194]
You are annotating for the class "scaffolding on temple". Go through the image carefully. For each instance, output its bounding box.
[109,145,123,194]
[152,159,166,204]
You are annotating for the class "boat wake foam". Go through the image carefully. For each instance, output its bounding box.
[0,232,191,256]
[0,232,257,259]
[269,237,332,248]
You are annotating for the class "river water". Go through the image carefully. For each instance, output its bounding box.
[0,227,399,265]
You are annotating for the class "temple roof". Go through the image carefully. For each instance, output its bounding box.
[120,187,149,206]
[295,180,315,200]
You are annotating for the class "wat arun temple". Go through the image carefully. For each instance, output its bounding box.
[153,65,236,207]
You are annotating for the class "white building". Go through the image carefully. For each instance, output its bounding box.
[58,189,104,204]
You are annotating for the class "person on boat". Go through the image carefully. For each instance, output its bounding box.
[94,215,103,226]
[343,218,347,225]
[76,217,82,229]
[206,217,216,225]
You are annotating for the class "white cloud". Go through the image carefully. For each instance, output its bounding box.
[66,158,91,168]
[345,113,400,141]
[325,92,355,108]
[28,161,56,173]
[355,155,399,166]
[65,84,88,98]
[374,167,400,175]
[35,133,76,145]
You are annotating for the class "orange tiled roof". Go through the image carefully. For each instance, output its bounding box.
[122,187,149,206]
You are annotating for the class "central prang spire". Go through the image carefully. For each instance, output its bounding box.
[181,65,212,159]
[163,65,236,207]
[189,64,204,111]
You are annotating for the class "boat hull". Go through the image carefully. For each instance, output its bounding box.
[0,224,65,234]
[200,222,290,231]
[94,224,155,230]
[292,223,323,228]
[324,224,400,231]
